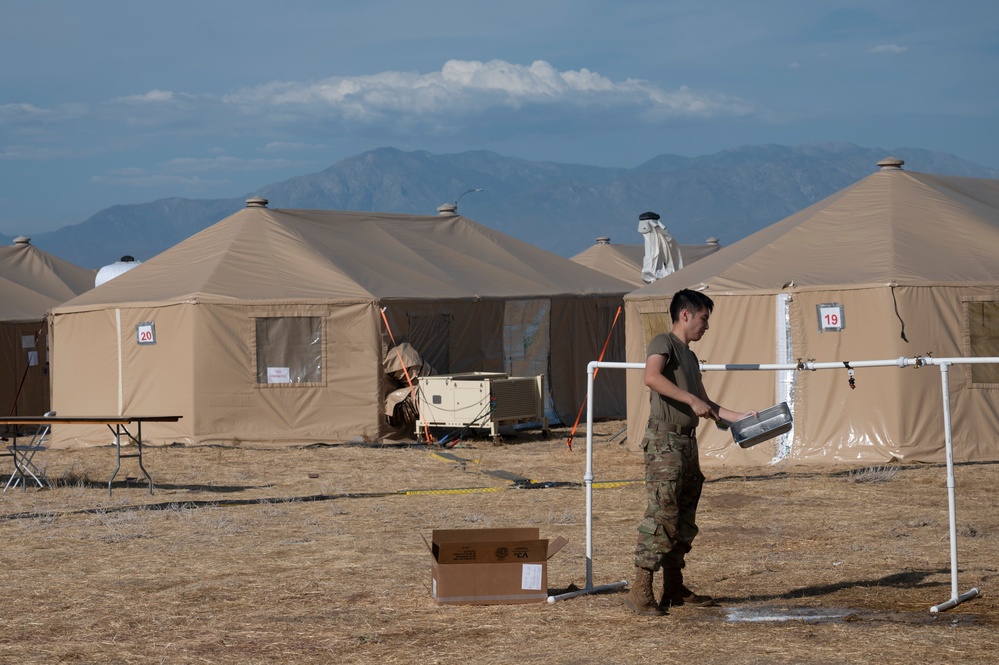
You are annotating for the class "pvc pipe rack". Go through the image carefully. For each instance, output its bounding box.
[549,355,992,612]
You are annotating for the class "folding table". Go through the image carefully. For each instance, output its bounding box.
[0,415,182,495]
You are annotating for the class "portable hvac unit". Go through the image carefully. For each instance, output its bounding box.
[415,372,548,444]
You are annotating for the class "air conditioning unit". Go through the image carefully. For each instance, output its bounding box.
[415,372,548,444]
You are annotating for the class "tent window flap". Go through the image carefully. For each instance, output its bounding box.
[255,317,323,385]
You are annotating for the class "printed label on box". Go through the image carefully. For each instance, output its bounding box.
[521,563,543,590]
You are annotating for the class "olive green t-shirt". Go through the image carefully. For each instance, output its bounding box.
[647,331,703,428]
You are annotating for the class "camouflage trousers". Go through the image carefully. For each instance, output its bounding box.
[633,421,705,571]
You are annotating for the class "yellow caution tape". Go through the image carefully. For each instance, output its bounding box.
[592,480,641,489]
[403,486,504,496]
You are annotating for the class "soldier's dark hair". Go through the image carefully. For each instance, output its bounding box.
[669,289,714,323]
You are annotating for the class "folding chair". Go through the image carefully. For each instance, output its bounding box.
[4,411,54,491]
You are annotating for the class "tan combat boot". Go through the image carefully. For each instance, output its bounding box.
[660,566,715,610]
[625,566,665,616]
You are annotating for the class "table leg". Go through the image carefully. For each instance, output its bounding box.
[134,421,154,494]
[109,424,122,496]
[107,423,155,496]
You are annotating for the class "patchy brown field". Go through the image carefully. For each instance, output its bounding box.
[1,421,995,664]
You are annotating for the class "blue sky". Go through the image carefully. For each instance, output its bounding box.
[2,1,997,234]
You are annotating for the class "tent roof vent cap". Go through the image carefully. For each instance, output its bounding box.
[877,157,905,170]
[13,236,30,245]
[639,211,661,221]
[246,197,269,208]
[437,203,458,216]
[596,236,611,244]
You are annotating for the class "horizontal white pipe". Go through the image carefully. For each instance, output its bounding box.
[702,356,999,372]
[931,588,980,613]
[589,357,999,375]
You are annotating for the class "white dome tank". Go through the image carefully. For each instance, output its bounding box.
[96,255,141,287]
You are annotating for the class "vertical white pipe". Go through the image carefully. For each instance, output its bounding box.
[585,361,595,590]
[774,293,794,462]
[941,363,959,603]
[929,362,979,612]
[548,360,631,602]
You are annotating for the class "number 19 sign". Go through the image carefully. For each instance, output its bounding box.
[816,303,845,333]
[136,321,157,345]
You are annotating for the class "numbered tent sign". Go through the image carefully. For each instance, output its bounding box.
[136,321,157,345]
[816,303,845,333]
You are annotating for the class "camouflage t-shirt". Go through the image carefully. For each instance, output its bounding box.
[647,331,702,429]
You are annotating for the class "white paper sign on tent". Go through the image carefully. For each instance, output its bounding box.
[267,367,292,384]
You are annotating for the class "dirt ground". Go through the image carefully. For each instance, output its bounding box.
[0,420,995,664]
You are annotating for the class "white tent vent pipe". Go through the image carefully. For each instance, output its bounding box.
[552,356,991,612]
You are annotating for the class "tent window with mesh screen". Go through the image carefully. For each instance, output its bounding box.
[255,317,324,385]
[407,313,451,373]
[967,300,999,385]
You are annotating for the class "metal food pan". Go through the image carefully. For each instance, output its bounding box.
[730,402,793,448]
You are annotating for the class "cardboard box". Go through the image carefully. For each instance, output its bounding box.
[426,528,568,605]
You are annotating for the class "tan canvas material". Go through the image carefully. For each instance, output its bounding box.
[49,208,631,448]
[625,167,999,465]
[0,239,95,416]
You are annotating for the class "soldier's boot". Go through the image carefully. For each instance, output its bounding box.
[625,566,665,616]
[660,566,715,610]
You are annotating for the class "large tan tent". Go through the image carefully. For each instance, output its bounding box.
[571,237,722,287]
[48,201,631,448]
[0,237,95,417]
[625,158,999,465]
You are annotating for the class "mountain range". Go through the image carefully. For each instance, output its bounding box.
[17,143,999,269]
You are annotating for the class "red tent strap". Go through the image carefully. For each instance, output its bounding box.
[565,305,622,451]
[380,307,433,444]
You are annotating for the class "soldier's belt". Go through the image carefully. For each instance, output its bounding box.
[650,421,696,437]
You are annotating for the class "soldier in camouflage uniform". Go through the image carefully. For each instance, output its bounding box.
[625,289,757,616]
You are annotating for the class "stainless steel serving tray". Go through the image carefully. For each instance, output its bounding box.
[730,402,793,448]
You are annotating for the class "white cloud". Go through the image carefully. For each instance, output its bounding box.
[870,44,908,55]
[3,60,754,166]
[159,155,300,173]
[90,154,305,188]
[261,141,325,153]
[90,172,231,188]
[0,144,79,160]
[0,103,48,119]
[112,89,176,104]
[0,102,88,124]
[223,59,751,120]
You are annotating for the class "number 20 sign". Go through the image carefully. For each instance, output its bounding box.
[136,321,157,345]
[816,303,845,333]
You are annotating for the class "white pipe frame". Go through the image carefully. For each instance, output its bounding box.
[548,355,991,612]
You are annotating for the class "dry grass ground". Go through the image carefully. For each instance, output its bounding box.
[0,420,995,664]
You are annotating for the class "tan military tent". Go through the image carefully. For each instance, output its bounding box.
[625,159,999,465]
[0,237,95,416]
[571,237,722,287]
[48,202,631,447]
